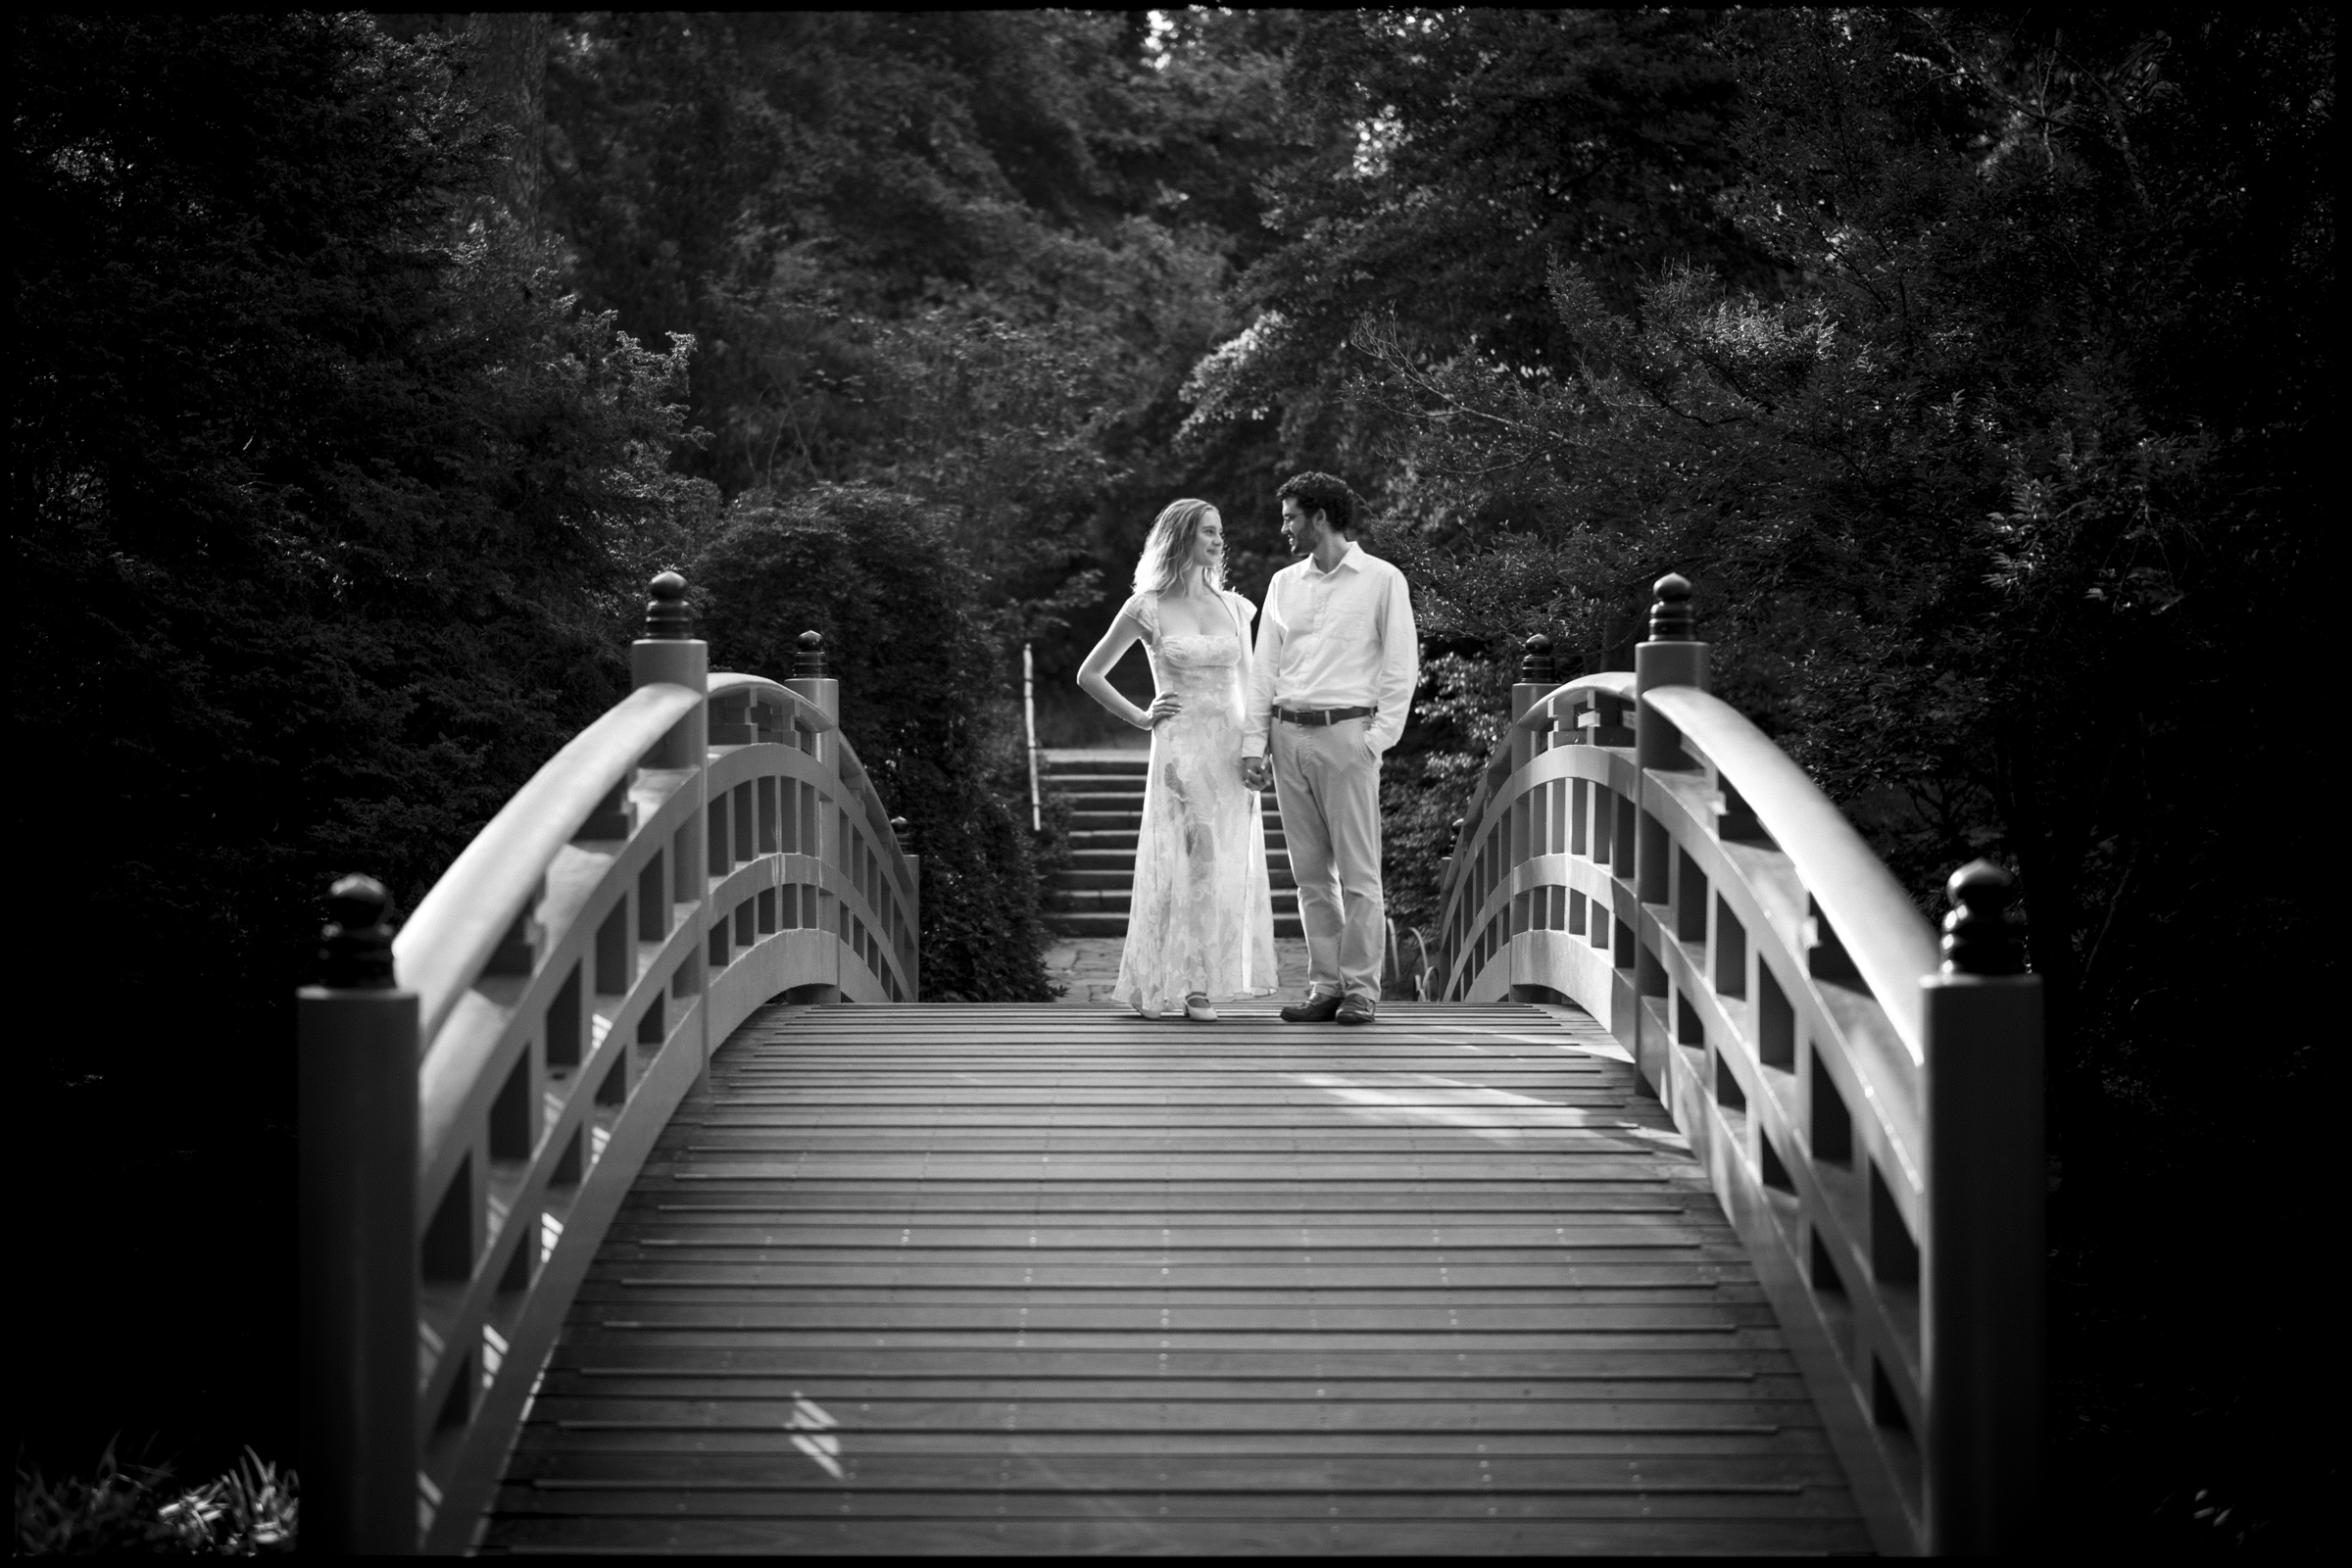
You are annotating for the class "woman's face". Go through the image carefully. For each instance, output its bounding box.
[1188,510,1225,574]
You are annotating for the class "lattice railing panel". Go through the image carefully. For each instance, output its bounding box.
[1427,591,2043,1555]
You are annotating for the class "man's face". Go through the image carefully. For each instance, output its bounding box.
[1279,498,1323,556]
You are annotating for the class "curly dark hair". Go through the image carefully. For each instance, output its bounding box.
[1276,470,1361,536]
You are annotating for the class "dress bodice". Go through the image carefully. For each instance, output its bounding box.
[1150,631,1243,693]
[1128,589,1251,702]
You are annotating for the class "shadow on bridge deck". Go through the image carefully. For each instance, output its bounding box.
[483,1003,1870,1554]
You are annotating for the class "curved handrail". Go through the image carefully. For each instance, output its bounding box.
[1645,685,1939,1060]
[708,671,836,734]
[394,682,702,1052]
[1511,669,1636,732]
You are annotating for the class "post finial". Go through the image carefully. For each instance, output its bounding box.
[319,873,397,989]
[1941,859,2025,975]
[644,572,693,640]
[794,631,827,679]
[1519,633,1555,684]
[1648,574,1695,642]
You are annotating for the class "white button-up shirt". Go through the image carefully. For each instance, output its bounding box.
[1243,540,1419,758]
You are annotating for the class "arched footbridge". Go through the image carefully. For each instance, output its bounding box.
[299,574,2041,1555]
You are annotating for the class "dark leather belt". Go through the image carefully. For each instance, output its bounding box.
[1275,705,1374,726]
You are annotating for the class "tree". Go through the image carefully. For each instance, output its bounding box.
[14,12,710,1473]
[1183,9,1767,481]
[1323,9,2331,1545]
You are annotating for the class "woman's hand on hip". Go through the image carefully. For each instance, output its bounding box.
[1143,693,1184,728]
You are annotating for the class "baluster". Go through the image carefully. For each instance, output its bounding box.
[1922,861,2043,1553]
[298,875,419,1554]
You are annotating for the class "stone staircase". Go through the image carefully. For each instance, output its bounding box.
[1044,751,1301,939]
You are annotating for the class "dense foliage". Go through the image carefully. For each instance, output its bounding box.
[15,13,708,1475]
[1208,9,2330,1549]
[12,10,2328,1548]
[693,485,1054,1002]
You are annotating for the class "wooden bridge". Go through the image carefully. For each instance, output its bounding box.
[299,573,2041,1555]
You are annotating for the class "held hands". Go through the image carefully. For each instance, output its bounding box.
[1240,755,1272,791]
[1142,693,1184,728]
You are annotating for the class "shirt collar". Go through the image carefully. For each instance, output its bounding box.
[1303,539,1362,578]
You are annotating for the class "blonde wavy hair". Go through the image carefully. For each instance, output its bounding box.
[1131,498,1225,597]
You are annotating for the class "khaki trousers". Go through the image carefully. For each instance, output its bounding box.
[1270,717,1384,1001]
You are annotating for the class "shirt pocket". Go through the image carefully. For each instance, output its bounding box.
[1324,601,1375,645]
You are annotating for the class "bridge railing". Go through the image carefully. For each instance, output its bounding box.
[1429,577,2042,1557]
[296,573,920,1553]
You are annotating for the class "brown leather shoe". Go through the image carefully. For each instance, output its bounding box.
[1280,993,1344,1023]
[1335,995,1377,1026]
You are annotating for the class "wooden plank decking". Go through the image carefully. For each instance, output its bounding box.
[484,1003,1871,1554]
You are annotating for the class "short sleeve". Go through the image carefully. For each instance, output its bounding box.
[1118,591,1157,645]
[1222,590,1257,635]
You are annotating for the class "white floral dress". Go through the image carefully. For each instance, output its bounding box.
[1110,589,1279,1012]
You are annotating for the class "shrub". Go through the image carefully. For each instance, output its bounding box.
[694,482,1056,1002]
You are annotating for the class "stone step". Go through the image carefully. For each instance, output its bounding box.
[1054,866,1298,892]
[1069,832,1289,854]
[1067,804,1286,825]
[1048,888,1301,915]
[1043,757,1147,777]
[1066,846,1291,864]
[1059,791,1148,810]
[1049,912,1307,940]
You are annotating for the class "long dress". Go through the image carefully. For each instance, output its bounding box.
[1110,589,1279,1013]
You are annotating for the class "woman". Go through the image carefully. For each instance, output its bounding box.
[1076,499,1277,1019]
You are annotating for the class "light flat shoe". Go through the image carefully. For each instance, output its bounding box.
[1184,995,1220,1022]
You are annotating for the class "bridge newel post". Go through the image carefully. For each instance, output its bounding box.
[298,875,419,1555]
[633,571,710,760]
[1511,635,1555,769]
[784,632,845,1000]
[786,630,840,728]
[1635,575,1707,910]
[633,573,710,1063]
[1635,574,1707,772]
[1921,860,2044,1554]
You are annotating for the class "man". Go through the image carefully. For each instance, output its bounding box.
[1241,472,1417,1025]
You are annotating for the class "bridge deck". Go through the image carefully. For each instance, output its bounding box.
[484,1004,1870,1554]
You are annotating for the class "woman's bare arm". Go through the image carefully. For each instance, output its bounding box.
[1077,611,1165,730]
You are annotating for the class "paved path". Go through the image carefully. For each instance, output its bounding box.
[1046,937,1315,1007]
[486,1002,1870,1553]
